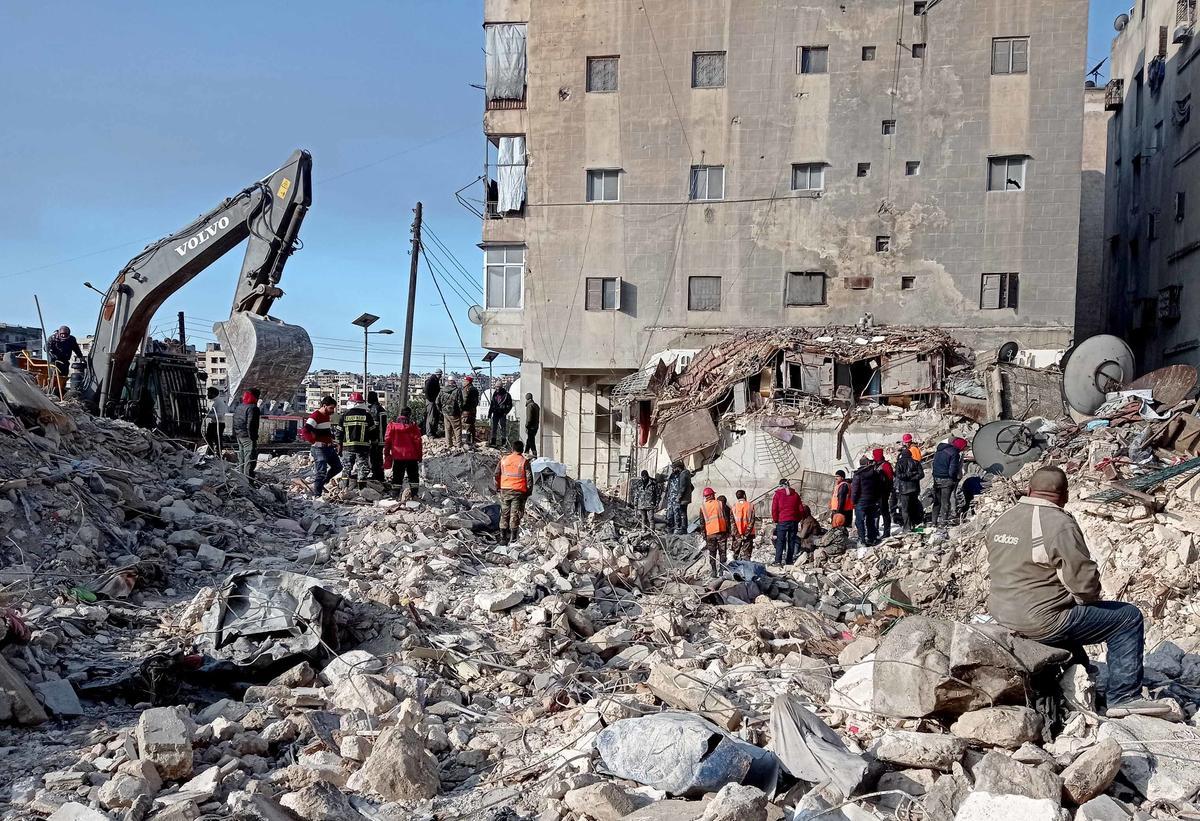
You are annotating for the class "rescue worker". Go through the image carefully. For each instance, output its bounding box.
[632,469,660,529]
[895,443,925,531]
[731,489,756,561]
[771,478,805,565]
[339,392,376,489]
[301,395,342,497]
[931,437,968,527]
[662,461,694,535]
[700,487,729,574]
[902,433,922,462]
[232,387,261,479]
[495,439,534,545]
[488,382,513,447]
[439,378,462,450]
[424,370,443,437]
[366,391,387,482]
[829,470,854,529]
[815,512,850,555]
[383,407,423,500]
[46,325,84,379]
[460,376,480,450]
[204,386,228,453]
[851,456,884,546]
[524,393,541,457]
[872,448,895,539]
[986,467,1164,718]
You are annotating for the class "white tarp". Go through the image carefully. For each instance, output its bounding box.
[497,136,526,213]
[485,24,527,101]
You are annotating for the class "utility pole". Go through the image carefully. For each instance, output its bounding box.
[399,202,423,407]
[177,311,186,349]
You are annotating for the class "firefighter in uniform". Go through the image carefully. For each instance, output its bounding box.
[340,392,377,489]
[495,439,534,545]
[701,487,729,574]
[731,489,756,561]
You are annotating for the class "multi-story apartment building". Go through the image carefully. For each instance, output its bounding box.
[0,323,43,357]
[1100,0,1200,368]
[197,342,229,392]
[478,0,1090,482]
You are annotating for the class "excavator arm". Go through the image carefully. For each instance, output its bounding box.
[88,149,314,416]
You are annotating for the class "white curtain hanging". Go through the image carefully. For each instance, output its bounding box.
[497,136,527,213]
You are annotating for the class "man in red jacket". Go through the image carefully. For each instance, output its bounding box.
[873,447,896,539]
[383,407,423,500]
[300,396,341,498]
[771,478,808,565]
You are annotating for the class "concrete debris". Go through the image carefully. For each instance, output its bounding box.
[949,706,1043,749]
[871,730,966,771]
[136,706,194,780]
[1060,739,1123,804]
[698,783,768,821]
[562,782,637,821]
[971,750,1062,802]
[952,791,1062,820]
[358,725,440,801]
[1097,714,1200,802]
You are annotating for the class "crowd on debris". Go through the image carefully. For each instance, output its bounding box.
[1,352,1200,821]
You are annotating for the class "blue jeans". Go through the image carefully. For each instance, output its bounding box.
[855,503,880,545]
[774,521,798,564]
[311,445,342,496]
[1038,602,1144,705]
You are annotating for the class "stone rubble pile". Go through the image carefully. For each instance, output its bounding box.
[0,391,1198,820]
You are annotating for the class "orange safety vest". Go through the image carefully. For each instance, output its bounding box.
[702,498,728,536]
[909,445,923,462]
[829,479,853,512]
[733,500,754,535]
[499,453,529,492]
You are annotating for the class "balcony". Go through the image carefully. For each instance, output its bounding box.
[1105,78,1124,111]
[1177,0,1196,40]
[486,94,526,111]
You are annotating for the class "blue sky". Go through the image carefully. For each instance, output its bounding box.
[2,1,1127,376]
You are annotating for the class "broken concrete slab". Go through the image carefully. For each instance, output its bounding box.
[279,781,366,820]
[35,678,84,717]
[47,803,114,821]
[136,706,194,780]
[358,725,439,801]
[563,782,637,821]
[0,654,48,725]
[871,730,966,771]
[971,750,1062,802]
[647,662,744,731]
[949,706,1042,749]
[320,650,382,686]
[1075,794,1133,820]
[1060,739,1122,804]
[951,791,1062,820]
[698,783,767,821]
[474,588,524,612]
[1098,714,1200,802]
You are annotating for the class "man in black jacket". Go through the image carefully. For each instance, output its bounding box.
[931,437,968,527]
[894,446,924,531]
[851,456,883,546]
[524,393,540,457]
[423,370,443,437]
[487,383,513,447]
[366,391,387,481]
[460,376,480,450]
[232,388,261,479]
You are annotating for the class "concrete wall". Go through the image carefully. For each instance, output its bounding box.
[1102,0,1200,368]
[1075,86,1113,340]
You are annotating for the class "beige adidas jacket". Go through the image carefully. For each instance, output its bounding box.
[984,496,1102,639]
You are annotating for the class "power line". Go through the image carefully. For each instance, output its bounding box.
[422,251,478,309]
[420,246,477,374]
[423,240,483,303]
[422,221,483,296]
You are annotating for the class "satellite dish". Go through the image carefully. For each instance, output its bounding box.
[1115,13,1129,31]
[997,341,1020,364]
[467,305,485,326]
[1062,334,1135,415]
[972,420,1045,476]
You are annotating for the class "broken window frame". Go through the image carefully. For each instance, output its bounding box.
[987,156,1027,192]
[912,43,927,59]
[857,162,871,177]
[882,119,897,135]
[979,272,1019,310]
[484,245,525,310]
[692,51,727,88]
[587,56,619,92]
[791,163,826,191]
[785,271,827,306]
[798,45,829,74]
[875,235,891,252]
[689,165,726,200]
[991,37,1029,75]
[687,276,722,311]
[585,277,622,311]
[586,168,621,202]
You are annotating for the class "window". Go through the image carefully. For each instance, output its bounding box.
[689,165,725,200]
[913,1,927,13]
[876,236,891,252]
[586,169,620,202]
[988,156,1027,191]
[799,46,828,74]
[991,37,1029,75]
[912,43,927,58]
[882,119,897,135]
[862,46,877,61]
[905,161,921,176]
[587,56,619,92]
[585,277,622,311]
[784,272,827,306]
[1134,71,1144,121]
[1152,120,1164,152]
[1176,191,1186,221]
[901,276,916,290]
[1149,212,1159,240]
[692,51,726,88]
[857,162,871,177]
[688,276,722,311]
[484,246,525,309]
[980,273,1019,310]
[791,163,825,191]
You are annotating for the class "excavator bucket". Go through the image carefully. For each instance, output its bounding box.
[213,313,314,404]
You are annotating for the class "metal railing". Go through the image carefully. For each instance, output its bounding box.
[1179,0,1196,25]
[1106,78,1125,110]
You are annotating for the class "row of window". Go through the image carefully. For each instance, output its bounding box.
[583,36,1029,93]
[580,156,1026,203]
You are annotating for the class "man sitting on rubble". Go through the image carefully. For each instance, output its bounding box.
[815,512,850,555]
[986,466,1164,717]
[495,439,534,545]
[301,395,342,498]
[700,487,729,574]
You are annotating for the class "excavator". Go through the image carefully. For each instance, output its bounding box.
[85,149,315,438]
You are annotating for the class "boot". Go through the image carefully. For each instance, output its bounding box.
[400,485,413,503]
[498,529,511,545]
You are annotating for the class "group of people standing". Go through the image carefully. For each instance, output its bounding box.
[422,371,540,457]
[204,386,262,480]
[301,392,423,500]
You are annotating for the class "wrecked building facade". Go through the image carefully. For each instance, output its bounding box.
[1100,0,1200,369]
[478,0,1089,481]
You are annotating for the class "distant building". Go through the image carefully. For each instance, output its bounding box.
[197,342,229,392]
[0,324,43,357]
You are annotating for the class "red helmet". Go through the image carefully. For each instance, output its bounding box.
[902,433,913,443]
[953,437,969,450]
[703,487,715,497]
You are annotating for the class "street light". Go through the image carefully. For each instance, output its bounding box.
[352,313,393,394]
